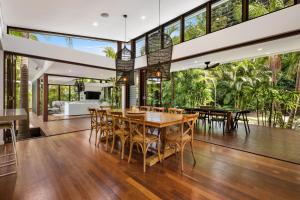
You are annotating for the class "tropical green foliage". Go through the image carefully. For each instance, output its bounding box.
[150,51,300,129]
[103,47,116,59]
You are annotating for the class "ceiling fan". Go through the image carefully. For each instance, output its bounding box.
[204,61,220,70]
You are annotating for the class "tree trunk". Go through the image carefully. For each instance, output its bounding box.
[287,62,300,129]
[268,55,282,126]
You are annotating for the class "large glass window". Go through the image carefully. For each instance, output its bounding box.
[249,0,294,19]
[72,38,117,58]
[164,20,181,45]
[184,8,207,41]
[70,86,79,101]
[211,0,242,32]
[135,37,146,57]
[60,86,70,101]
[30,32,69,48]
[48,85,59,106]
[8,29,117,58]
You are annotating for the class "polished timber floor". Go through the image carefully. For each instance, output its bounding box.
[30,113,300,164]
[0,130,300,200]
[194,122,300,164]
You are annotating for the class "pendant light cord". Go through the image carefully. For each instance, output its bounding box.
[158,0,161,27]
[123,14,127,44]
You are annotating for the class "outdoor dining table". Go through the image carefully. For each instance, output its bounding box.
[185,107,242,132]
[105,109,184,166]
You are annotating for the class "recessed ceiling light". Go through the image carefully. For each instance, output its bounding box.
[92,22,98,27]
[257,48,263,51]
[194,61,198,64]
[100,13,109,18]
[141,16,146,20]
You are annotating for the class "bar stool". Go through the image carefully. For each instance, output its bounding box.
[0,121,18,177]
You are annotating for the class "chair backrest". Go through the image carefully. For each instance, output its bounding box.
[88,108,97,126]
[153,107,165,112]
[168,108,184,114]
[112,114,129,133]
[140,106,151,111]
[100,106,112,110]
[210,110,227,118]
[126,113,146,140]
[97,109,110,126]
[181,113,198,139]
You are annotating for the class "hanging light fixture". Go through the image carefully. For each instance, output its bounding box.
[115,15,134,85]
[74,78,84,93]
[146,0,173,80]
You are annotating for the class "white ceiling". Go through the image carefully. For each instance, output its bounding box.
[0,0,207,41]
[171,34,300,72]
[28,58,115,82]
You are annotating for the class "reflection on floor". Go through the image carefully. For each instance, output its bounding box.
[48,114,90,121]
[194,121,300,164]
[30,113,90,136]
[0,131,299,199]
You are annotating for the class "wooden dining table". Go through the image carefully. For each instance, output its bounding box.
[103,109,184,166]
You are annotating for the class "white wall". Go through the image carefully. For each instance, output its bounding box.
[135,4,300,68]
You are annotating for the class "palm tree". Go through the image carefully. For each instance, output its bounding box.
[103,47,116,59]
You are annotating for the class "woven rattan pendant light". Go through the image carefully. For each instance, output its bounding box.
[146,0,173,80]
[116,15,134,85]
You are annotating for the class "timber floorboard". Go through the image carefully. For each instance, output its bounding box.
[194,122,300,164]
[0,131,300,200]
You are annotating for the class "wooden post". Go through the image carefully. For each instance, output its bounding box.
[139,70,146,106]
[37,78,41,116]
[43,74,48,122]
[206,2,211,34]
[242,0,249,22]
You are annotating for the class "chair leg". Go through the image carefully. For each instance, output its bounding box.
[190,141,196,166]
[10,124,18,165]
[89,127,93,142]
[157,140,161,162]
[128,141,134,163]
[180,146,184,173]
[110,134,116,153]
[95,129,98,146]
[242,114,248,135]
[105,131,109,151]
[245,114,250,134]
[143,145,147,173]
[121,137,125,160]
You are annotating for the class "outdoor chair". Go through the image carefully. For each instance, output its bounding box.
[233,110,251,135]
[152,107,165,112]
[168,108,184,114]
[209,110,228,135]
[140,106,151,111]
